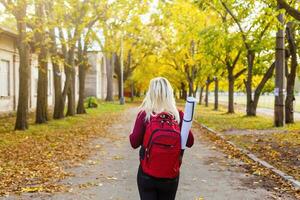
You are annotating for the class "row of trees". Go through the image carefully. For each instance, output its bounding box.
[203,0,299,125]
[129,0,299,126]
[0,0,149,130]
[1,0,299,129]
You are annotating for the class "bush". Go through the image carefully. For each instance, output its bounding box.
[84,96,99,108]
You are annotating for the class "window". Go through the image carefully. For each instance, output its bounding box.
[0,60,10,97]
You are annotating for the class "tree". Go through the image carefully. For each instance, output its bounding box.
[285,22,298,123]
[32,0,49,124]
[200,12,245,113]
[45,2,64,119]
[49,0,96,117]
[205,77,213,107]
[277,0,300,21]
[105,53,115,101]
[198,86,204,105]
[76,4,103,113]
[93,0,148,102]
[0,0,31,130]
[214,77,219,110]
[156,0,216,98]
[221,1,278,116]
[76,35,88,114]
[274,5,285,127]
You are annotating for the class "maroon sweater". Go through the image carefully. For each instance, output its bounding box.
[129,110,194,149]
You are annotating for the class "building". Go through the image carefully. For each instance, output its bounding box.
[85,51,118,99]
[0,26,117,114]
[0,26,22,112]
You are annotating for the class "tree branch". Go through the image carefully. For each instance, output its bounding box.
[232,49,242,68]
[254,62,275,102]
[59,27,68,58]
[221,1,250,50]
[234,68,247,79]
[277,0,300,20]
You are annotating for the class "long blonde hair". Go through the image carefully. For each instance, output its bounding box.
[139,77,180,123]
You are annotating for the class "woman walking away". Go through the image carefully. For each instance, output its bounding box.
[129,77,194,200]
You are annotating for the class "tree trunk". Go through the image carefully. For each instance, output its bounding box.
[199,86,204,105]
[274,10,286,127]
[285,22,297,124]
[15,46,30,130]
[214,77,219,110]
[47,3,63,119]
[66,48,76,116]
[124,50,132,82]
[130,80,134,102]
[246,50,255,116]
[193,85,198,98]
[77,65,86,114]
[55,29,71,119]
[225,51,243,114]
[76,38,87,114]
[56,62,71,119]
[136,89,141,97]
[228,68,235,113]
[205,79,210,107]
[106,53,114,101]
[180,82,187,100]
[35,50,48,123]
[15,11,30,130]
[52,59,62,119]
[252,62,276,117]
[188,80,193,97]
[114,55,121,99]
[35,2,48,124]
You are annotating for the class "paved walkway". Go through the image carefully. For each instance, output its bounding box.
[4,108,296,200]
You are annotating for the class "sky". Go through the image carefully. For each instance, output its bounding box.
[141,0,159,24]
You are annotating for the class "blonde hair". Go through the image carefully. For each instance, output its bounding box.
[139,77,180,123]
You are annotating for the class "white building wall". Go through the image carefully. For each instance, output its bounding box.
[29,57,55,110]
[85,52,101,98]
[0,28,116,114]
[85,52,118,100]
[0,33,18,113]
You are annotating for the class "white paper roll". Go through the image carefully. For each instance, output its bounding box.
[181,97,197,149]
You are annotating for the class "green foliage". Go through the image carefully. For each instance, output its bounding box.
[84,96,99,108]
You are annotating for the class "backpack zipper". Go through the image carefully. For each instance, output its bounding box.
[145,129,180,159]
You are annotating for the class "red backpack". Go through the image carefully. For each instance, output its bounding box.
[140,112,182,179]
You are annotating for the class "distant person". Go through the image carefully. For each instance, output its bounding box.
[129,77,194,200]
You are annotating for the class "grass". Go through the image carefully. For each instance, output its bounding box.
[196,104,300,181]
[0,101,127,195]
[195,104,274,131]
[0,102,127,147]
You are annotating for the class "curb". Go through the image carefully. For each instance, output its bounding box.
[195,121,300,191]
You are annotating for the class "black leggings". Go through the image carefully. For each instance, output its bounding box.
[137,166,179,200]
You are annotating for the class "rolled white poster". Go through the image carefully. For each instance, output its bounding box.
[181,97,197,149]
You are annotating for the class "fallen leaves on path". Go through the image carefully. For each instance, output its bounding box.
[195,123,300,199]
[0,105,124,196]
[225,131,300,181]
